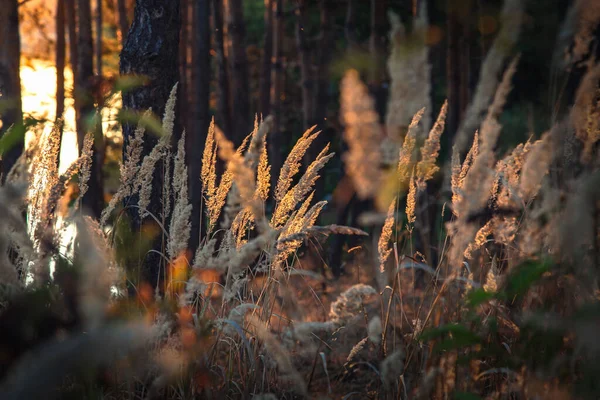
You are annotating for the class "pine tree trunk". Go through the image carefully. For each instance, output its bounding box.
[269,0,284,191]
[227,0,250,145]
[295,0,312,132]
[307,0,336,202]
[120,0,180,285]
[0,0,23,181]
[368,0,388,118]
[189,0,210,257]
[212,0,232,138]
[117,0,129,43]
[259,0,274,117]
[178,0,189,136]
[65,0,78,79]
[95,0,103,76]
[77,0,104,218]
[446,0,461,142]
[345,0,357,48]
[56,0,66,122]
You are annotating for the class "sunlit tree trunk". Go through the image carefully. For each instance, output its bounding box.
[120,0,180,285]
[227,0,250,145]
[56,0,66,123]
[259,0,273,117]
[0,0,23,181]
[77,0,104,218]
[212,0,232,138]
[189,0,210,256]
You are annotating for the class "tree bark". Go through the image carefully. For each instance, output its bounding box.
[446,0,461,142]
[65,0,78,79]
[368,0,388,118]
[120,0,180,285]
[0,0,23,181]
[345,0,357,48]
[295,0,312,131]
[117,0,129,43]
[189,0,210,256]
[95,0,103,76]
[306,0,335,201]
[178,0,189,136]
[269,0,284,191]
[56,0,66,123]
[227,0,250,145]
[77,0,104,218]
[212,0,232,138]
[259,0,274,117]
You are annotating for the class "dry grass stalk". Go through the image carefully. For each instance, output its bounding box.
[347,337,369,362]
[520,133,553,200]
[451,131,479,216]
[448,58,519,267]
[378,197,396,273]
[275,126,320,202]
[76,132,94,209]
[368,316,383,344]
[77,216,120,329]
[397,108,425,186]
[455,0,523,153]
[329,284,377,323]
[135,84,178,219]
[214,126,263,227]
[340,69,383,199]
[571,65,600,163]
[29,122,62,245]
[416,100,448,188]
[406,170,417,225]
[568,0,600,65]
[271,146,334,229]
[380,349,405,390]
[101,113,147,225]
[246,314,308,396]
[386,8,432,140]
[167,132,192,260]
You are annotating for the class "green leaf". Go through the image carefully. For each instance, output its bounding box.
[502,259,551,298]
[466,288,496,308]
[113,75,148,93]
[117,109,164,138]
[0,124,25,156]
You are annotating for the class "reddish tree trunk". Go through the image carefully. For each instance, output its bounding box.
[295,0,312,131]
[213,0,232,138]
[189,0,210,254]
[227,0,250,145]
[259,0,274,117]
[95,0,103,76]
[119,0,180,285]
[269,0,284,191]
[77,0,104,218]
[117,0,129,42]
[56,0,66,122]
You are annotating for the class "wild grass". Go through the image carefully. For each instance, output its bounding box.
[1,3,600,399]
